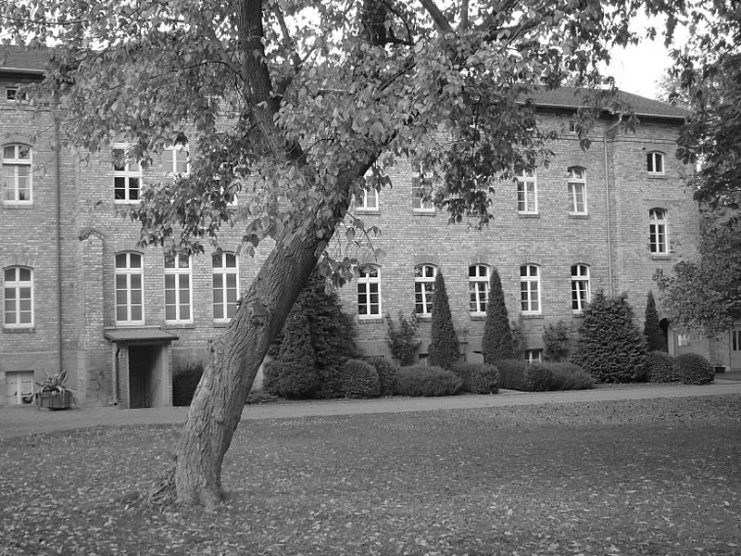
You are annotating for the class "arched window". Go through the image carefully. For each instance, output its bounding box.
[468,264,489,315]
[3,266,33,327]
[571,264,591,313]
[647,151,665,175]
[414,264,437,315]
[115,252,144,324]
[2,144,32,204]
[357,265,381,318]
[164,253,192,323]
[212,252,238,322]
[567,166,587,215]
[520,264,540,314]
[649,208,668,254]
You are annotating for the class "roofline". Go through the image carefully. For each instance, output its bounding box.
[0,67,45,75]
[531,100,687,122]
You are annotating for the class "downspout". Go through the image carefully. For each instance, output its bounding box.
[54,110,64,371]
[602,114,623,296]
[113,346,120,405]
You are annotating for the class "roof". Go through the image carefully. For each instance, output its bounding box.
[527,86,687,120]
[0,45,49,74]
[103,328,180,343]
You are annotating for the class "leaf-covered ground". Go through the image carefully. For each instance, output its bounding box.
[1,395,740,556]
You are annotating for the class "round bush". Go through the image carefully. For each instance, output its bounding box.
[366,356,400,396]
[263,360,319,399]
[172,363,205,406]
[396,365,463,397]
[523,364,554,392]
[451,363,499,394]
[496,359,527,390]
[545,362,594,390]
[342,359,380,398]
[647,351,678,383]
[674,353,715,385]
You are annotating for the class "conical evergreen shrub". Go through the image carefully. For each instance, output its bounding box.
[643,291,667,352]
[570,291,649,383]
[428,271,459,369]
[263,310,320,398]
[482,268,514,363]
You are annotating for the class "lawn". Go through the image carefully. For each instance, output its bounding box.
[1,396,740,556]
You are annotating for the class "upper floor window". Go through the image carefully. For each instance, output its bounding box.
[515,168,537,214]
[468,264,489,316]
[357,265,381,318]
[3,266,33,328]
[520,264,541,314]
[164,253,192,324]
[412,175,435,213]
[212,252,238,322]
[166,143,190,176]
[649,208,668,255]
[2,144,32,204]
[571,264,591,313]
[414,264,437,315]
[357,187,379,212]
[647,152,665,175]
[112,145,141,203]
[115,252,144,324]
[567,166,587,215]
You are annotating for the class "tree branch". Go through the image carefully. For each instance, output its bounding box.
[459,0,469,31]
[417,0,455,35]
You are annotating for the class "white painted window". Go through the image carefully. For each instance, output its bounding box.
[166,142,190,176]
[2,144,32,204]
[516,168,537,214]
[571,264,591,313]
[115,252,144,324]
[525,349,543,364]
[647,151,665,175]
[731,330,741,351]
[212,252,238,322]
[112,145,142,203]
[468,264,489,316]
[414,264,437,315]
[357,265,381,318]
[649,208,668,255]
[6,87,27,102]
[412,175,435,213]
[567,166,587,215]
[3,266,33,328]
[358,187,379,211]
[520,264,541,314]
[164,253,192,324]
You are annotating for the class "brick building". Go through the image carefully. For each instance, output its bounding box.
[2,46,737,408]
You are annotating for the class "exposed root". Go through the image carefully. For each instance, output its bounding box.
[145,461,177,507]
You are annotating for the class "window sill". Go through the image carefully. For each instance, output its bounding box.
[517,212,539,218]
[164,323,196,329]
[2,327,35,333]
[2,203,34,209]
[113,200,141,205]
[647,174,667,179]
[357,316,384,323]
[650,254,672,261]
[568,213,589,219]
[469,315,487,321]
[356,208,380,214]
[415,314,432,321]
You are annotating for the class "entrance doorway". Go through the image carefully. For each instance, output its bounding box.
[128,346,160,408]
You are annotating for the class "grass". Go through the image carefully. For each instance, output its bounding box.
[1,396,740,555]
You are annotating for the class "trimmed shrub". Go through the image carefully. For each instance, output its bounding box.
[342,359,381,398]
[482,268,515,363]
[263,311,320,398]
[523,364,554,392]
[428,272,460,369]
[387,311,422,366]
[366,356,400,396]
[396,365,463,397]
[496,359,528,390]
[547,362,594,390]
[647,350,678,383]
[643,291,667,352]
[674,353,715,385]
[570,291,649,383]
[172,362,204,406]
[543,321,571,362]
[451,363,499,394]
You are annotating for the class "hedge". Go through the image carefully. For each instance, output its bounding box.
[396,365,463,397]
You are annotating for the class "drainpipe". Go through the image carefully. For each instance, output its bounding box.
[54,111,64,371]
[112,346,120,405]
[602,114,623,296]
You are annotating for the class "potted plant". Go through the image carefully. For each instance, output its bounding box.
[36,370,74,410]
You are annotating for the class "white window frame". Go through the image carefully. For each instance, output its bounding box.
[212,252,239,323]
[649,208,669,255]
[3,266,34,328]
[164,253,193,324]
[6,87,27,102]
[115,252,144,325]
[357,187,379,212]
[525,349,543,364]
[357,265,382,318]
[414,264,437,316]
[516,168,538,214]
[468,264,489,316]
[571,264,591,313]
[731,329,741,352]
[520,264,541,315]
[647,151,665,175]
[567,166,587,215]
[166,142,190,176]
[112,144,142,203]
[412,175,435,213]
[2,144,32,205]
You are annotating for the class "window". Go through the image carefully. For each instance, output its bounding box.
[567,167,587,215]
[469,264,489,315]
[525,349,543,364]
[571,264,590,313]
[677,334,691,347]
[166,142,190,176]
[164,253,192,323]
[3,267,33,328]
[414,264,437,315]
[649,208,668,255]
[112,145,141,202]
[212,252,238,322]
[647,152,665,175]
[115,252,144,324]
[520,264,541,314]
[412,175,435,212]
[357,187,379,211]
[2,144,32,204]
[357,265,381,318]
[732,330,741,352]
[516,168,537,214]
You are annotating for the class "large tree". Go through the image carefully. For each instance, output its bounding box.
[5,0,695,506]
